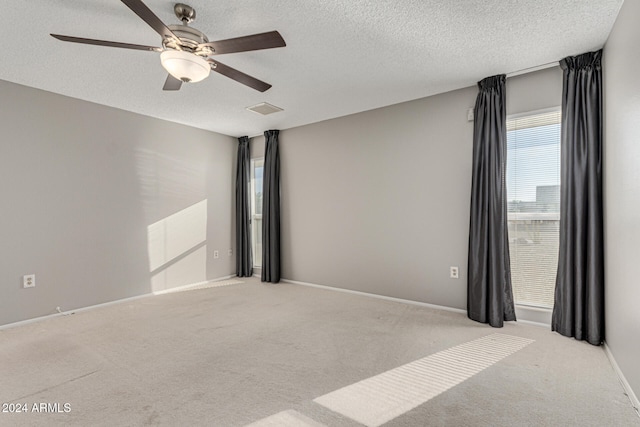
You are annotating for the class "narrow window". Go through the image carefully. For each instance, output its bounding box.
[250,158,264,268]
[506,109,561,309]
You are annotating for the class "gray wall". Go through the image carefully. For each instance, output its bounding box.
[603,0,640,403]
[273,67,561,311]
[0,80,236,326]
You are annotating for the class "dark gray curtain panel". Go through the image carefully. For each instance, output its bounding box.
[235,136,253,277]
[467,74,516,328]
[552,50,604,346]
[261,130,281,283]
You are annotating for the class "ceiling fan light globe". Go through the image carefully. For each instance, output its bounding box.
[160,50,210,83]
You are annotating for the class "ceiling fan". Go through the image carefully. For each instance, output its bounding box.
[51,0,286,92]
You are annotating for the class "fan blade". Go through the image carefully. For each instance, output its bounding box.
[163,74,183,91]
[209,60,272,92]
[201,31,286,55]
[121,0,179,41]
[51,34,161,52]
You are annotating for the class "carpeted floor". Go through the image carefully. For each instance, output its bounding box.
[0,276,638,426]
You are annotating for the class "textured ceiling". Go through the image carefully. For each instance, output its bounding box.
[0,0,623,137]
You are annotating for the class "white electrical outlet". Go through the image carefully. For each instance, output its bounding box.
[214,250,219,259]
[450,267,459,279]
[467,107,474,121]
[23,274,36,288]
[228,249,233,256]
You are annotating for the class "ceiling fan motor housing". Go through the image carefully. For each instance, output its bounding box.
[164,25,213,56]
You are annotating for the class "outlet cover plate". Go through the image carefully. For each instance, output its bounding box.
[23,274,36,288]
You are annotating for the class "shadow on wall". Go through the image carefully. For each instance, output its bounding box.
[147,200,208,293]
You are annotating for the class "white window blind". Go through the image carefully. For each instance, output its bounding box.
[250,158,264,268]
[506,109,561,309]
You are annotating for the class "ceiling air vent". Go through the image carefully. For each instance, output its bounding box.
[246,102,283,115]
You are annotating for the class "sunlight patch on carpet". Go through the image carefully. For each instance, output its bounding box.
[314,333,534,427]
[245,409,326,427]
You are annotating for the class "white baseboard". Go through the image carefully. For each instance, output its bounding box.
[604,341,640,417]
[0,274,236,331]
[514,304,552,327]
[515,319,550,328]
[0,292,152,331]
[281,278,467,315]
[152,274,235,296]
[282,279,556,329]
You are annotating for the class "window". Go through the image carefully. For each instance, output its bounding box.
[250,158,264,268]
[506,109,561,309]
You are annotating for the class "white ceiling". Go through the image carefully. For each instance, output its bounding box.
[0,0,623,137]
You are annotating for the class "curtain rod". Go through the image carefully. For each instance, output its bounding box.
[506,61,559,78]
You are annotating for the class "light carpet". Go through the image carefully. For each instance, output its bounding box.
[0,276,637,426]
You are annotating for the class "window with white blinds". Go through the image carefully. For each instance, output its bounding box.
[251,158,264,268]
[506,109,561,309]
